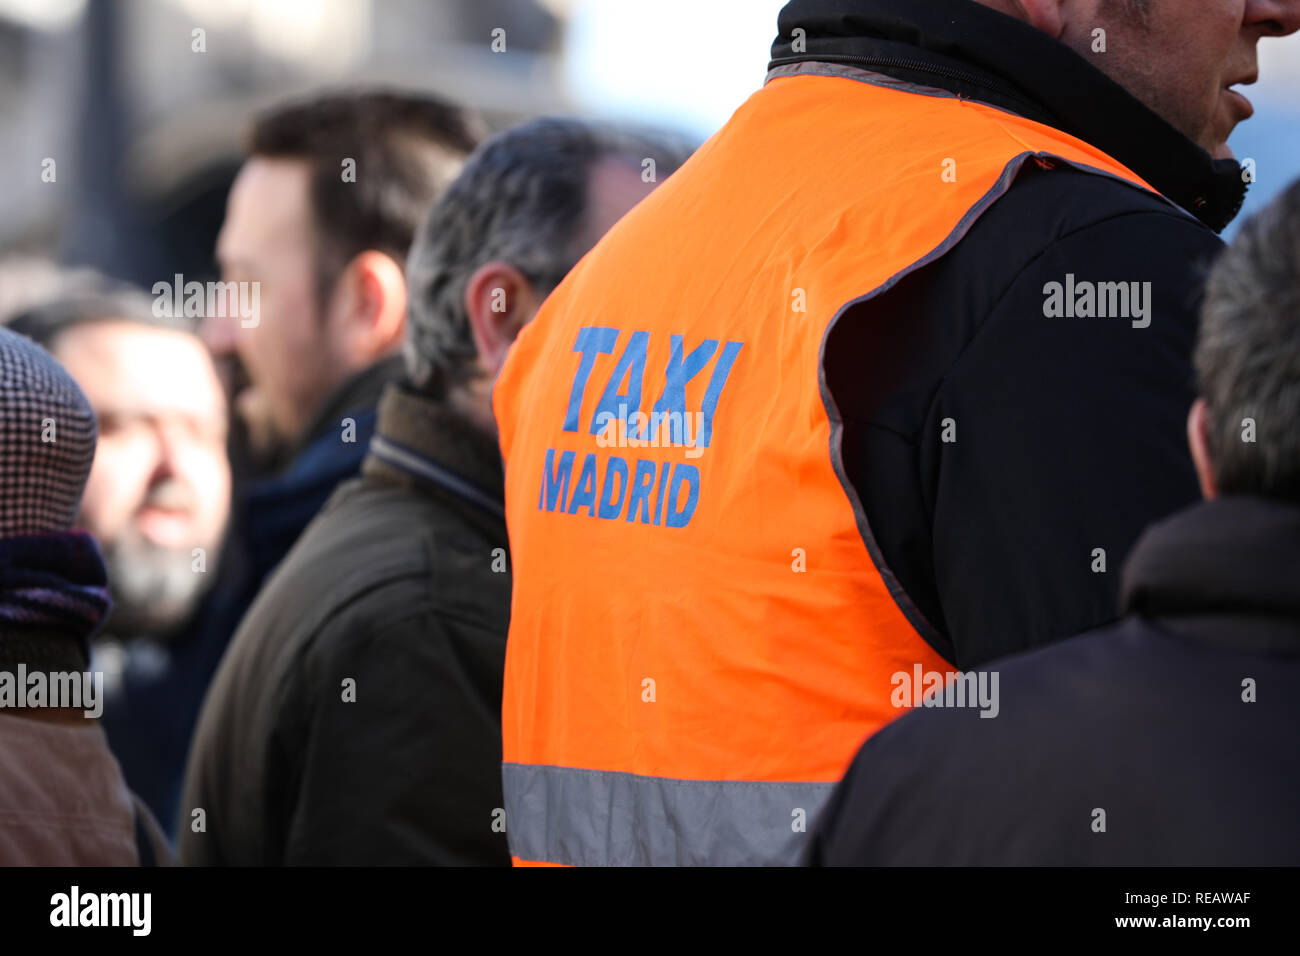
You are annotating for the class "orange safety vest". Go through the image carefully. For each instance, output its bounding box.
[492,64,1159,866]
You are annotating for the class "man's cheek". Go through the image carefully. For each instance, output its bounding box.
[203,466,233,535]
[79,482,129,545]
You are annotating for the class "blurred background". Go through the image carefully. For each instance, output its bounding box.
[0,0,1295,297]
[0,0,784,300]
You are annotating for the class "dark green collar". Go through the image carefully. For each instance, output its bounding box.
[362,383,505,522]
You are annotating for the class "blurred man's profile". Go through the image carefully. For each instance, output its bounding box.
[206,89,481,474]
[181,117,690,866]
[199,91,482,702]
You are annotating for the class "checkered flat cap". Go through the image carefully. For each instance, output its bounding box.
[0,327,97,538]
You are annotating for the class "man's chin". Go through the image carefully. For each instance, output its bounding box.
[100,542,216,639]
[1211,141,1237,162]
[234,388,292,472]
[104,598,195,641]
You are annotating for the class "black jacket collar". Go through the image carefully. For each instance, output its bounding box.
[362,382,506,526]
[770,0,1247,232]
[1122,498,1300,655]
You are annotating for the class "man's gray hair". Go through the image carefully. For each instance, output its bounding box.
[404,116,693,394]
[1196,179,1300,504]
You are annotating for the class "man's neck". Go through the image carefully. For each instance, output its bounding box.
[447,379,498,440]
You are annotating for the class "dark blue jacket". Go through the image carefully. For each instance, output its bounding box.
[808,497,1300,866]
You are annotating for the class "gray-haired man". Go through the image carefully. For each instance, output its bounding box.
[181,118,690,865]
[809,179,1300,866]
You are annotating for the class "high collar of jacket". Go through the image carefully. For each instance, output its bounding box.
[769,0,1246,233]
[361,382,505,526]
[1121,497,1300,654]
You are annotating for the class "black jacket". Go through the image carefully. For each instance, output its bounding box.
[179,383,510,865]
[807,497,1300,866]
[776,0,1244,667]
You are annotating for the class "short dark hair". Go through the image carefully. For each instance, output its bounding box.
[248,88,482,308]
[1196,178,1300,504]
[405,117,693,394]
[5,274,189,352]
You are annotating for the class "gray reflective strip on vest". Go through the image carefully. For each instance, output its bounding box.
[503,763,835,866]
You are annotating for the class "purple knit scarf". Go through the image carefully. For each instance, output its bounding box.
[0,531,113,647]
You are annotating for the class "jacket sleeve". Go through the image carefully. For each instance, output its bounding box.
[922,211,1215,668]
[268,598,510,865]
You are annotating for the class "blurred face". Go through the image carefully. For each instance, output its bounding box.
[1069,0,1300,158]
[211,156,348,453]
[56,320,231,635]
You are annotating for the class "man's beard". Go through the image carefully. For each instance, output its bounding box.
[100,529,219,640]
[218,353,290,480]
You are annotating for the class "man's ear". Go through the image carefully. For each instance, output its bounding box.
[330,250,408,367]
[1187,398,1219,500]
[464,261,542,379]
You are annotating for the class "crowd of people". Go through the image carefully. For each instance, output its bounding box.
[1,0,1298,867]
